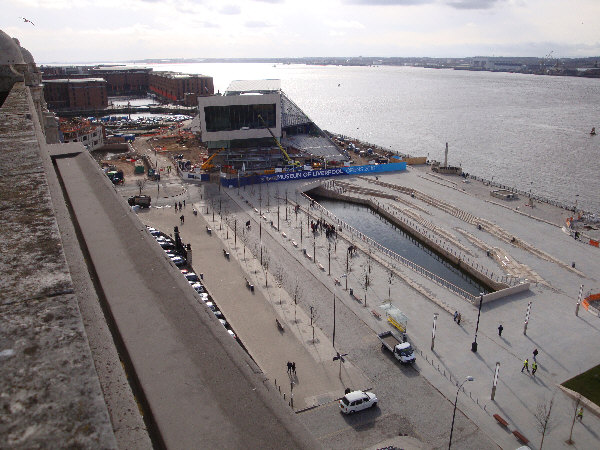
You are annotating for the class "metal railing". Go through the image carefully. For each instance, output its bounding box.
[300,192,479,302]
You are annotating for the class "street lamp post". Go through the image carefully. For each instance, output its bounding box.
[523,301,532,335]
[576,284,584,316]
[471,294,483,352]
[449,376,474,449]
[491,362,500,400]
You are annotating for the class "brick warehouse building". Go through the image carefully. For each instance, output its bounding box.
[89,66,152,96]
[149,71,214,106]
[43,78,108,110]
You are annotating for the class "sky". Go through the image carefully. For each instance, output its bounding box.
[2,0,600,63]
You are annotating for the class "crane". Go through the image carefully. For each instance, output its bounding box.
[257,114,301,167]
[201,148,225,171]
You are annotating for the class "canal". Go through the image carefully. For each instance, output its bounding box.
[312,197,489,296]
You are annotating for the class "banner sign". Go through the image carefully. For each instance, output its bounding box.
[220,162,407,187]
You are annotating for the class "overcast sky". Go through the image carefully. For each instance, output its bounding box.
[3,0,599,63]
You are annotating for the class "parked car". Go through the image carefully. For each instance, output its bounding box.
[146,227,161,237]
[170,256,186,266]
[339,390,378,414]
[198,293,209,302]
[227,329,237,339]
[191,282,205,293]
[218,319,227,327]
[205,302,216,311]
[184,272,200,282]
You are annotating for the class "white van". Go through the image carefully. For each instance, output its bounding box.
[339,390,378,414]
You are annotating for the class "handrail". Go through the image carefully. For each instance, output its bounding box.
[300,192,478,302]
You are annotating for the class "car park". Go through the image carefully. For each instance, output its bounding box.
[339,391,378,414]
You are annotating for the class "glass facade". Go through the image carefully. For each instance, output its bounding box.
[204,103,276,132]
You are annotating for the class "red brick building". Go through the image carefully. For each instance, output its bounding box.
[89,67,151,96]
[43,78,108,110]
[149,72,214,106]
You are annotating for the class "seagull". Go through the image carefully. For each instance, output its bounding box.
[20,17,35,26]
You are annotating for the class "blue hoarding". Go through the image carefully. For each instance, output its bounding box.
[220,162,406,188]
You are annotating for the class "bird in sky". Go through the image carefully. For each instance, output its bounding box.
[20,17,35,26]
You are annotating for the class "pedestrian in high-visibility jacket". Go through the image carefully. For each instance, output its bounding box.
[521,358,529,373]
[531,361,538,376]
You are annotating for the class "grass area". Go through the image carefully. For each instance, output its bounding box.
[562,364,600,406]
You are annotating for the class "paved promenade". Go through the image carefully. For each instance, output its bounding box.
[142,206,370,412]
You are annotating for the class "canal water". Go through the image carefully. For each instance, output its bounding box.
[313,197,489,296]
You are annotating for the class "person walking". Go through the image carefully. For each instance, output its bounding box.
[521,358,529,373]
[287,362,291,373]
[533,348,538,362]
[453,311,458,322]
[180,215,184,225]
[498,324,503,336]
[531,360,538,376]
[178,201,182,210]
[292,362,296,375]
[456,313,461,325]
[183,199,186,208]
[577,407,584,422]
[174,202,178,211]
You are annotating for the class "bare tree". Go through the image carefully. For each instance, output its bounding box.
[292,277,302,323]
[567,395,582,445]
[534,395,555,450]
[309,305,318,343]
[135,178,147,196]
[274,266,285,305]
[262,248,270,287]
[387,268,395,302]
[239,230,248,262]
[361,265,370,308]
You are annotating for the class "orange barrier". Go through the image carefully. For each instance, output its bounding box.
[582,293,600,311]
[590,240,599,247]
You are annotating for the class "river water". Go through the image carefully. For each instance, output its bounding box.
[136,62,600,214]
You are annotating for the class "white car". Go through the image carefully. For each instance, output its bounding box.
[227,329,237,339]
[198,293,209,302]
[205,302,216,311]
[191,282,205,293]
[339,390,378,414]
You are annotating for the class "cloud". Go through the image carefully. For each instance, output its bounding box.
[445,0,503,9]
[245,20,272,28]
[219,4,241,14]
[344,0,433,5]
[327,19,366,29]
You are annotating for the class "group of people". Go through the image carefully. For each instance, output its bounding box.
[286,361,297,375]
[174,200,185,211]
[521,348,539,376]
[310,219,337,239]
[453,310,462,325]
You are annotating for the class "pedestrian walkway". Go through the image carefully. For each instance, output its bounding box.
[142,207,370,411]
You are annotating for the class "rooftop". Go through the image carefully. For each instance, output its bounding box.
[225,79,281,95]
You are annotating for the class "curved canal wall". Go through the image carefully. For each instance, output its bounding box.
[308,185,507,294]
